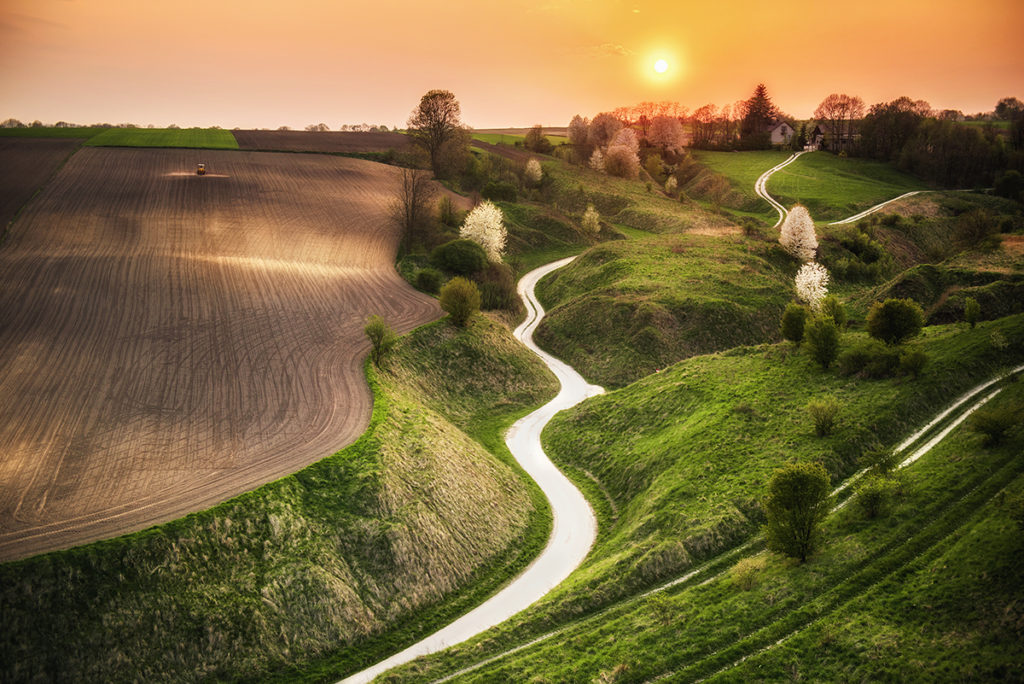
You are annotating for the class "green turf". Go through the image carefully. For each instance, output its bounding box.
[379,314,1024,682]
[768,151,929,221]
[472,133,569,146]
[84,127,239,149]
[0,127,105,139]
[688,149,792,218]
[0,316,558,683]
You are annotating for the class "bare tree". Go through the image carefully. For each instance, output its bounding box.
[814,93,865,152]
[390,168,437,252]
[408,89,464,177]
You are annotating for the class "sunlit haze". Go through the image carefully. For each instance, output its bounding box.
[2,0,1022,129]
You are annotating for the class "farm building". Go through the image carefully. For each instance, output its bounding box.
[769,121,795,145]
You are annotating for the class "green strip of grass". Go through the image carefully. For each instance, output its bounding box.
[472,133,569,146]
[0,316,557,683]
[768,151,929,221]
[84,127,239,149]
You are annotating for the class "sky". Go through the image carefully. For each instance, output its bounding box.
[2,0,1023,130]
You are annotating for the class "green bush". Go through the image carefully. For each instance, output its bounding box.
[855,474,896,519]
[439,277,481,327]
[763,461,831,563]
[898,346,929,378]
[364,315,397,367]
[964,297,980,328]
[867,298,925,345]
[838,339,901,378]
[415,268,443,294]
[477,263,518,311]
[807,396,840,436]
[431,239,487,275]
[781,303,808,345]
[804,316,841,369]
[968,399,1023,447]
[437,195,460,227]
[821,295,848,330]
[481,180,517,202]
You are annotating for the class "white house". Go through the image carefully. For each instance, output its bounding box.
[769,121,794,145]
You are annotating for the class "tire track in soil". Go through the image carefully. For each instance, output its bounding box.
[0,148,439,561]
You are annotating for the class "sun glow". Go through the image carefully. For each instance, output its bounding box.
[654,58,668,74]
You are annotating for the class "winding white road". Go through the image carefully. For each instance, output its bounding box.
[754,151,806,228]
[340,256,602,684]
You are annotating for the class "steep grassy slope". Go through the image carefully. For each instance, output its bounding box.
[0,317,557,683]
[381,315,1024,683]
[534,233,795,387]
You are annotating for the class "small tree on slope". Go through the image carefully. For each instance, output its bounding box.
[795,262,829,313]
[779,205,818,262]
[764,461,831,562]
[460,201,506,262]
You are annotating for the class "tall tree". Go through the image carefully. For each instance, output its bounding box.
[587,112,623,148]
[390,167,436,252]
[407,89,464,177]
[741,83,778,147]
[995,96,1024,121]
[858,96,925,161]
[813,93,865,153]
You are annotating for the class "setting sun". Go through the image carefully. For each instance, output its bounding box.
[654,58,669,74]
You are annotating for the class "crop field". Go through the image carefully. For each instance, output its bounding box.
[232,129,411,153]
[0,148,439,561]
[84,127,239,148]
[0,138,81,228]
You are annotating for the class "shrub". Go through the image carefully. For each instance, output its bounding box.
[524,158,543,185]
[968,399,1023,447]
[860,444,902,477]
[364,315,397,367]
[838,339,901,378]
[898,346,929,378]
[804,316,841,369]
[763,461,831,563]
[994,169,1024,202]
[866,298,925,345]
[604,145,640,179]
[437,195,459,227]
[730,556,767,591]
[964,297,980,328]
[664,176,678,195]
[477,263,518,311]
[821,295,847,329]
[807,396,840,436]
[855,474,895,519]
[589,148,605,172]
[581,203,601,236]
[481,180,517,202]
[781,303,808,345]
[795,262,829,312]
[460,200,507,262]
[415,267,443,294]
[779,205,818,262]
[431,238,487,275]
[439,277,481,327]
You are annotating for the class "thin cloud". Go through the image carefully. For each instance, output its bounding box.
[593,42,634,57]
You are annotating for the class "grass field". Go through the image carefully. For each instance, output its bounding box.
[768,151,929,221]
[471,132,570,146]
[84,127,239,148]
[687,149,792,218]
[0,316,558,683]
[380,314,1024,682]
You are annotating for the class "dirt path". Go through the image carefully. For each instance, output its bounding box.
[0,148,439,561]
[828,190,928,225]
[340,257,602,684]
[753,151,806,228]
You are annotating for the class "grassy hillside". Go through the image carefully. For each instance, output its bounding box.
[84,127,239,149]
[768,151,929,221]
[684,150,791,219]
[381,314,1024,682]
[0,317,557,683]
[534,233,794,387]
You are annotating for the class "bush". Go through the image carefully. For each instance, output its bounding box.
[431,239,488,275]
[730,556,767,591]
[437,195,460,227]
[604,145,640,179]
[439,277,481,327]
[581,203,601,237]
[838,339,901,378]
[415,267,443,294]
[763,461,831,563]
[866,298,925,345]
[964,297,980,328]
[994,169,1024,202]
[855,474,895,519]
[804,316,841,369]
[807,396,840,436]
[898,346,929,378]
[860,444,902,477]
[364,315,397,367]
[481,180,517,202]
[477,263,518,311]
[968,399,1023,447]
[821,295,847,330]
[781,303,808,345]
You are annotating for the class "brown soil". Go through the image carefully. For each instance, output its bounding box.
[232,129,411,154]
[0,148,439,561]
[1001,234,1024,254]
[0,138,83,229]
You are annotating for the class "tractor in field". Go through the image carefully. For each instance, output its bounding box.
[196,163,206,176]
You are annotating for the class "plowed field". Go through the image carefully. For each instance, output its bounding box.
[232,129,410,153]
[0,148,439,560]
[0,138,82,228]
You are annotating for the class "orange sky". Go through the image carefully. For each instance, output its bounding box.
[2,0,1022,129]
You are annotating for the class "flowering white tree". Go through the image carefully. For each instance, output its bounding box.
[603,144,640,178]
[460,200,506,262]
[524,158,542,185]
[648,115,684,151]
[581,203,600,235]
[610,127,640,155]
[665,175,678,194]
[795,262,829,312]
[779,205,818,262]
[589,148,605,172]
